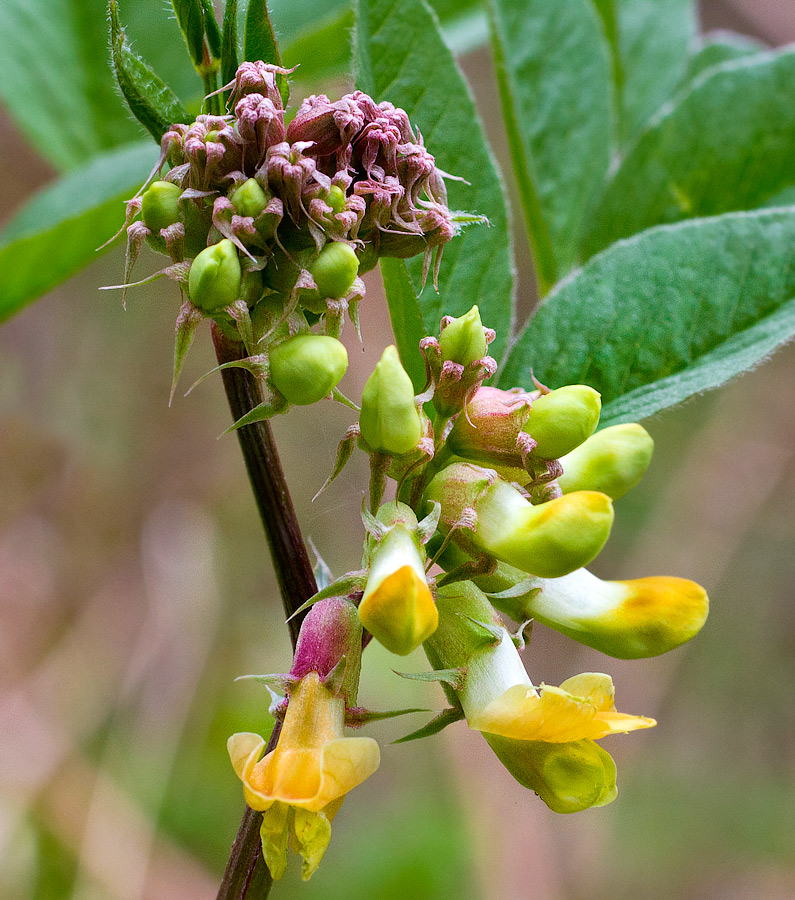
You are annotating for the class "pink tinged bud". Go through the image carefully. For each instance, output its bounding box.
[235,93,286,162]
[439,305,489,367]
[447,387,535,468]
[287,94,366,164]
[265,142,321,221]
[289,597,364,707]
[226,61,292,108]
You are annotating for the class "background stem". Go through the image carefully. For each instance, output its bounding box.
[212,324,318,900]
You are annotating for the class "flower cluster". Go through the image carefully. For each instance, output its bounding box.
[230,302,709,879]
[113,63,459,402]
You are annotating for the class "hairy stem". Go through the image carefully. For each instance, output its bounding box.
[213,324,317,900]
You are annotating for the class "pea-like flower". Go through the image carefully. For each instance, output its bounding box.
[228,598,380,880]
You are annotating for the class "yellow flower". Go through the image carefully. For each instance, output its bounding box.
[228,672,380,880]
[359,517,438,655]
[468,672,655,743]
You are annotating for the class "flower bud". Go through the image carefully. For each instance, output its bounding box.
[558,423,654,500]
[522,385,601,459]
[424,462,614,578]
[438,305,488,367]
[485,734,617,813]
[359,504,437,655]
[188,239,242,311]
[327,185,346,215]
[479,560,709,659]
[446,387,533,468]
[269,334,348,406]
[309,242,359,299]
[230,178,270,219]
[359,346,422,455]
[141,181,182,233]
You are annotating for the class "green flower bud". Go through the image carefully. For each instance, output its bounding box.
[558,423,654,500]
[485,734,617,813]
[188,239,242,312]
[523,385,602,459]
[424,462,614,578]
[230,178,270,218]
[438,305,488,367]
[141,181,182,233]
[327,185,346,215]
[309,242,359,299]
[359,346,422,455]
[269,334,348,406]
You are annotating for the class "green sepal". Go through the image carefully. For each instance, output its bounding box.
[393,667,467,691]
[223,394,288,433]
[346,707,427,727]
[244,0,289,106]
[221,0,241,88]
[485,581,541,603]
[308,538,334,591]
[416,501,441,546]
[456,614,503,647]
[171,300,204,405]
[286,571,369,621]
[234,672,293,692]
[312,427,357,502]
[108,1,191,143]
[392,707,464,744]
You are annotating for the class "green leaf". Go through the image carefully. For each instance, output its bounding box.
[244,0,288,104]
[584,49,795,258]
[171,0,205,67]
[282,8,355,83]
[499,210,795,427]
[616,0,696,146]
[110,1,191,143]
[487,0,612,289]
[201,0,223,60]
[0,0,151,170]
[683,31,764,85]
[379,258,428,393]
[355,0,514,363]
[221,0,241,85]
[0,141,157,323]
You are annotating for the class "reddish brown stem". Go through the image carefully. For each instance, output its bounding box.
[212,324,317,900]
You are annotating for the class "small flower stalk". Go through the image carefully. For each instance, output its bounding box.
[228,597,380,881]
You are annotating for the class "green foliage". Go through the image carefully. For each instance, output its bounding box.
[0,0,144,169]
[379,259,427,393]
[487,0,613,288]
[0,142,156,322]
[221,0,241,85]
[585,49,795,257]
[355,0,514,363]
[109,0,191,143]
[500,210,795,427]
[171,0,206,67]
[615,0,696,146]
[683,31,764,84]
[244,0,289,104]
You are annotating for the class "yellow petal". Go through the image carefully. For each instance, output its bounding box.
[359,565,438,655]
[307,737,381,812]
[591,711,657,738]
[227,732,276,811]
[559,673,616,711]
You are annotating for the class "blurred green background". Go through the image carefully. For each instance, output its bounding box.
[1,1,794,898]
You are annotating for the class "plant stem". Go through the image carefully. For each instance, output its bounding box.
[212,324,318,900]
